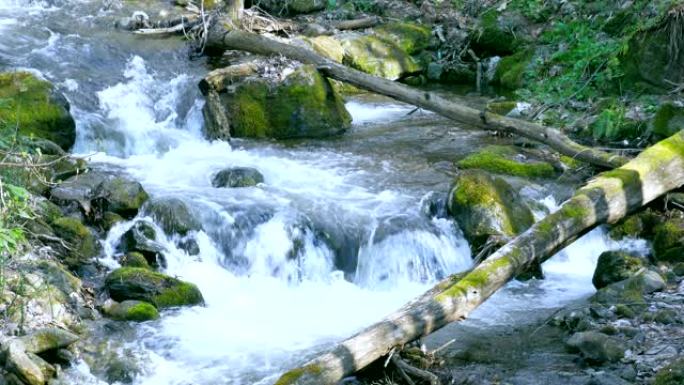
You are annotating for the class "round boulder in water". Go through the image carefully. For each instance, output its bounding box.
[212,167,264,188]
[105,267,204,309]
[145,197,201,236]
[447,170,534,250]
[592,250,645,289]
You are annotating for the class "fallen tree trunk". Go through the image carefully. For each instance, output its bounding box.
[203,27,630,169]
[274,131,684,385]
[329,16,380,31]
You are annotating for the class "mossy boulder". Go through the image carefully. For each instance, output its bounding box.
[0,72,76,151]
[50,171,149,219]
[653,217,684,263]
[51,217,101,268]
[650,103,684,139]
[304,36,345,63]
[374,22,431,55]
[105,267,204,309]
[211,167,264,188]
[447,170,534,250]
[341,25,426,81]
[654,358,684,385]
[119,221,166,268]
[102,211,124,231]
[103,300,159,322]
[592,250,645,289]
[457,145,557,179]
[622,26,684,92]
[145,197,201,236]
[493,49,534,90]
[100,176,149,218]
[591,271,666,313]
[120,252,151,269]
[608,209,662,241]
[471,11,529,56]
[207,65,351,140]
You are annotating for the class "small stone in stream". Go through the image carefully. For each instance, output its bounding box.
[212,167,264,188]
[566,331,626,364]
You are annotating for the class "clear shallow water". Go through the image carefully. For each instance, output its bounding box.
[0,1,649,384]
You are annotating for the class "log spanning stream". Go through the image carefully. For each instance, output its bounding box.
[0,1,650,384]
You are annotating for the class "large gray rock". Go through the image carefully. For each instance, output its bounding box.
[19,327,79,354]
[145,197,201,236]
[50,171,149,219]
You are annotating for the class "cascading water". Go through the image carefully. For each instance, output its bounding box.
[0,1,651,384]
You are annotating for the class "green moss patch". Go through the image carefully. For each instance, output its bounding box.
[0,72,75,151]
[227,65,351,139]
[447,170,534,250]
[457,145,556,178]
[105,267,204,309]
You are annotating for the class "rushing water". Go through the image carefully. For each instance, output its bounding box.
[0,1,650,384]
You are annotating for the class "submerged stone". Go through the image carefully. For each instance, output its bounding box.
[212,167,264,188]
[0,72,76,151]
[105,267,204,309]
